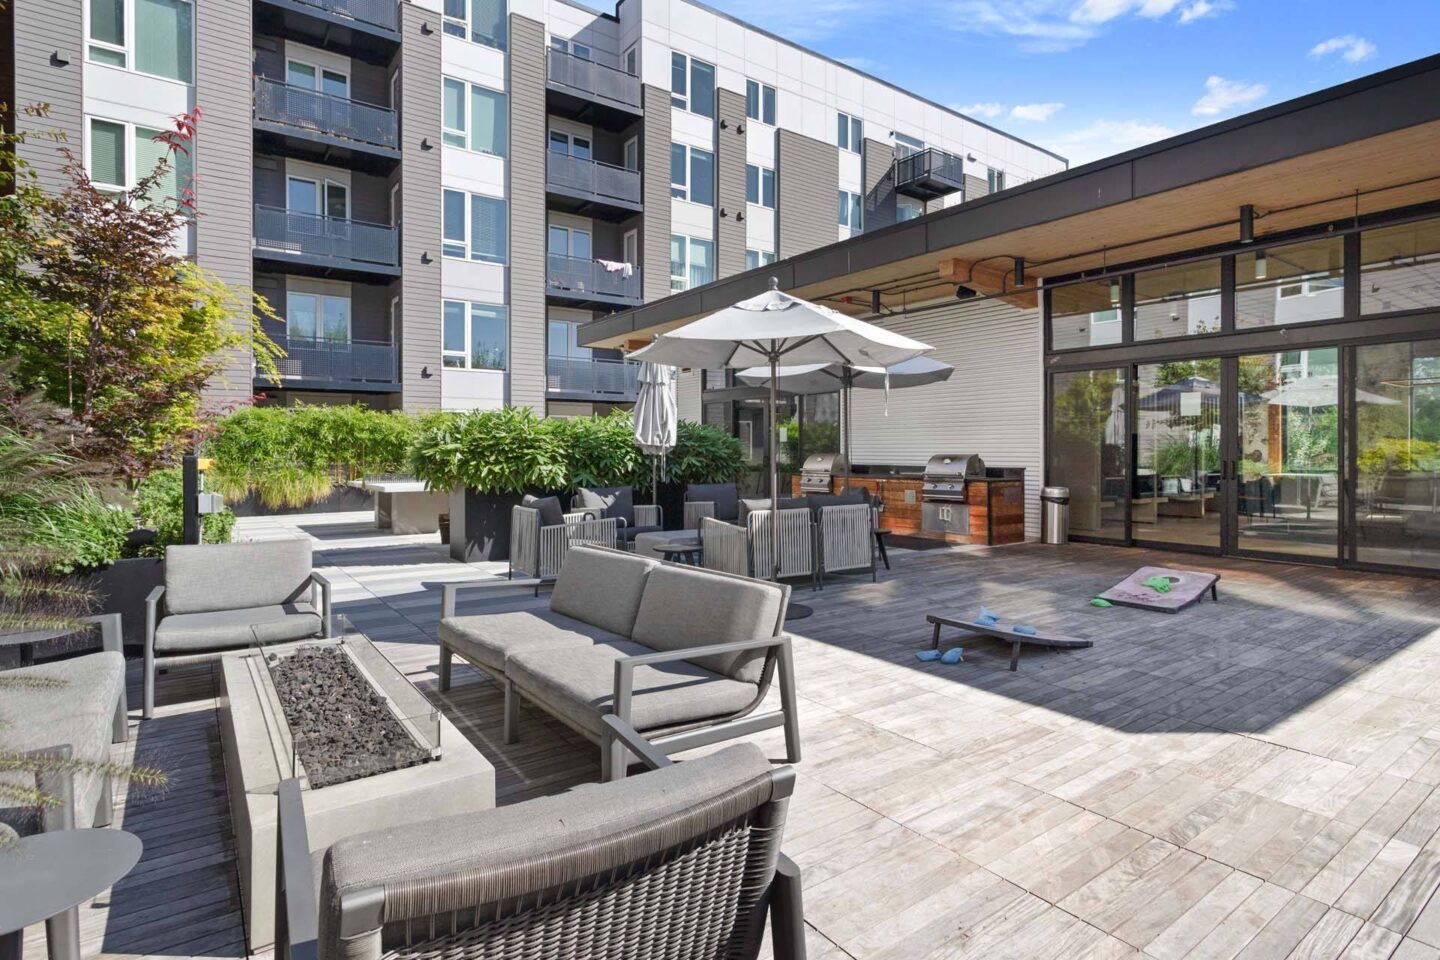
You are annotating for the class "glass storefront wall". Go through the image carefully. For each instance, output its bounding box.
[1050,369,1127,540]
[1049,279,1122,350]
[1133,259,1223,341]
[1235,235,1345,330]
[1360,218,1440,316]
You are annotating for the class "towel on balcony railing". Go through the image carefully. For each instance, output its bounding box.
[597,259,634,278]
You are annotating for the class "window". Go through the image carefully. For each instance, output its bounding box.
[1133,259,1223,341]
[88,0,193,83]
[837,112,862,153]
[837,190,862,230]
[1049,369,1128,541]
[1048,280,1122,350]
[288,292,350,343]
[623,136,639,171]
[623,229,638,266]
[86,116,193,203]
[1360,217,1440,315]
[624,45,638,76]
[549,37,591,60]
[670,53,715,117]
[987,168,1006,193]
[287,176,349,219]
[441,78,507,156]
[1235,235,1344,330]
[897,202,922,223]
[441,0,506,49]
[547,224,592,260]
[746,249,776,271]
[548,130,591,160]
[442,301,507,371]
[670,143,714,205]
[547,319,592,360]
[745,79,776,125]
[746,164,775,209]
[287,59,348,98]
[894,133,923,159]
[441,189,507,263]
[670,236,715,292]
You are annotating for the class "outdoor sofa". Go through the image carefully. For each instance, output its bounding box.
[144,540,332,719]
[438,545,800,781]
[274,720,805,960]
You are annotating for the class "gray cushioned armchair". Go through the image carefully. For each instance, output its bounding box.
[275,721,805,960]
[144,541,331,718]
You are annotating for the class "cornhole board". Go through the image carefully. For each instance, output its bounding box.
[1099,566,1220,614]
[925,614,1094,672]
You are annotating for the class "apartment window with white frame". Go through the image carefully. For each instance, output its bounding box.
[745,79,776,125]
[670,236,715,292]
[837,190,862,230]
[442,189,507,263]
[623,136,639,171]
[87,0,193,83]
[441,0,507,49]
[987,168,1006,193]
[287,58,348,98]
[670,143,714,206]
[894,133,923,159]
[624,45,638,76]
[549,36,591,60]
[287,292,351,343]
[549,130,591,160]
[670,52,715,118]
[86,116,193,203]
[745,249,777,271]
[897,201,923,223]
[441,77,507,156]
[746,164,775,209]
[548,224,592,260]
[442,301,507,371]
[837,112,862,154]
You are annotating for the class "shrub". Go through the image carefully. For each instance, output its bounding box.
[22,494,132,574]
[409,406,568,495]
[133,467,235,555]
[668,420,748,487]
[551,412,649,493]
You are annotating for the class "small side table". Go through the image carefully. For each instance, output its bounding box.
[654,540,704,566]
[0,829,142,960]
[874,529,892,571]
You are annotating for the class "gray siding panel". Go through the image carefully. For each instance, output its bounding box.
[12,0,82,192]
[196,0,255,406]
[715,88,746,279]
[507,14,547,412]
[848,299,1044,539]
[641,85,672,305]
[776,130,838,259]
[964,174,989,201]
[398,1,442,410]
[862,138,895,232]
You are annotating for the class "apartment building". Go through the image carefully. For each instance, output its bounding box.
[1,0,1066,416]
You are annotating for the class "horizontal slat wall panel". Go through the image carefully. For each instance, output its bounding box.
[848,299,1045,538]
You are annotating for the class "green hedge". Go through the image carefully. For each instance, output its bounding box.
[133,468,235,556]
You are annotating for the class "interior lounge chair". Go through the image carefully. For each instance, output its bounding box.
[509,495,618,580]
[571,485,662,545]
[274,720,807,960]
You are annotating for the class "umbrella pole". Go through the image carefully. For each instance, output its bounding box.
[770,348,781,582]
[843,374,853,492]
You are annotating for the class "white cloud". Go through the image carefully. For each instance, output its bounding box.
[1010,102,1066,122]
[1191,75,1268,117]
[956,102,1006,119]
[1044,118,1178,164]
[1071,0,1223,24]
[1309,35,1377,63]
[1178,1,1217,22]
[941,0,1229,53]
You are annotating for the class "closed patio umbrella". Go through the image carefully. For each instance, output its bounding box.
[632,362,678,505]
[629,279,932,582]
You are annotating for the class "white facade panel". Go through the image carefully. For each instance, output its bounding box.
[441,369,506,411]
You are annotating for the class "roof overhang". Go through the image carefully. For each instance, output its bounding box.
[581,54,1440,350]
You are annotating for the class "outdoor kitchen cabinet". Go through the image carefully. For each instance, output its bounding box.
[792,466,1026,545]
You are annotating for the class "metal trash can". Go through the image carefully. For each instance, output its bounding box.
[1041,486,1070,545]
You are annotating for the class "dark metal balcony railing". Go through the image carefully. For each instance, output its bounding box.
[286,0,399,31]
[255,78,397,149]
[546,254,642,302]
[254,205,398,267]
[546,356,640,398]
[546,49,642,111]
[269,336,398,384]
[547,153,642,206]
[893,148,966,202]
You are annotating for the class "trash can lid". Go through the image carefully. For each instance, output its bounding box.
[1041,486,1070,498]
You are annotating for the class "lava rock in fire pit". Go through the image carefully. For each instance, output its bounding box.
[267,645,431,789]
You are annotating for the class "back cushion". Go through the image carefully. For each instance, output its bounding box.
[577,486,635,526]
[549,546,657,637]
[807,491,869,519]
[165,541,312,615]
[522,494,565,527]
[741,497,809,522]
[688,484,739,522]
[630,565,784,684]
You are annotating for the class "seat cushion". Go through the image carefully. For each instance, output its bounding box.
[617,523,663,543]
[576,486,635,527]
[165,540,312,615]
[548,546,656,637]
[630,565,785,684]
[507,642,758,737]
[687,484,739,523]
[0,651,124,834]
[522,494,565,528]
[154,603,321,653]
[439,607,627,674]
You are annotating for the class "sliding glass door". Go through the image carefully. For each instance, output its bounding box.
[1050,369,1128,541]
[1133,360,1224,551]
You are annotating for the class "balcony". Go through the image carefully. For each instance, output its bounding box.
[253,205,401,278]
[546,153,643,219]
[262,335,400,390]
[255,0,401,59]
[254,78,400,168]
[894,148,966,203]
[546,49,643,128]
[546,254,643,308]
[546,355,640,401]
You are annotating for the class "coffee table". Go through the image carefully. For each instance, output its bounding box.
[654,540,703,565]
[0,828,142,960]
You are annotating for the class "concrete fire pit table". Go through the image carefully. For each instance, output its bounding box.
[217,617,494,952]
[353,474,449,534]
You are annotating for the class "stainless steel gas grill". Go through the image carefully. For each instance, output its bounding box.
[921,454,986,536]
[800,452,848,494]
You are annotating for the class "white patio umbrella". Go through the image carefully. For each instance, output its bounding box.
[629,279,932,581]
[736,356,955,489]
[632,361,678,504]
[1263,375,1400,409]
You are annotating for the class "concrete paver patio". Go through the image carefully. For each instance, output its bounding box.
[26,510,1440,960]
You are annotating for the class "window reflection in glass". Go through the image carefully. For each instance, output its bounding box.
[1049,280,1122,350]
[1235,236,1344,329]
[1361,217,1440,316]
[1133,259,1222,341]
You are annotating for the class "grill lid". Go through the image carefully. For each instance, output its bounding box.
[923,454,986,479]
[802,452,848,474]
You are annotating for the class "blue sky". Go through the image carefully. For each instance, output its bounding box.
[695,0,1440,167]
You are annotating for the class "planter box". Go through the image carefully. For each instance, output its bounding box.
[86,557,165,649]
[217,638,495,952]
[448,488,525,562]
[228,484,373,518]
